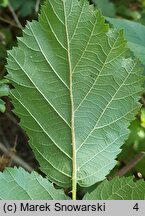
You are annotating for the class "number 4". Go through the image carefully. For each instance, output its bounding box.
[133,203,139,211]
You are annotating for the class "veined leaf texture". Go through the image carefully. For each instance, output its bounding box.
[84,177,145,200]
[0,167,67,199]
[107,17,145,66]
[6,0,143,188]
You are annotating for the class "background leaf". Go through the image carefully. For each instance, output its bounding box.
[0,0,8,7]
[83,177,145,200]
[92,0,116,17]
[0,167,68,200]
[107,18,145,66]
[0,79,9,112]
[6,0,143,188]
[9,0,37,17]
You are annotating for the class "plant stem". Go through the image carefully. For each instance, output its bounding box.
[0,142,33,172]
[70,75,76,200]
[8,2,23,29]
[72,115,77,200]
[0,16,21,28]
[35,0,40,13]
[115,152,145,177]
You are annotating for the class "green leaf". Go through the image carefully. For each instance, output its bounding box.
[0,167,68,200]
[107,18,145,66]
[6,0,143,192]
[0,79,9,97]
[9,0,36,17]
[0,79,9,112]
[92,0,116,17]
[83,177,145,200]
[0,99,6,112]
[0,0,8,7]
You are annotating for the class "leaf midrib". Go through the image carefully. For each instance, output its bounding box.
[62,0,76,199]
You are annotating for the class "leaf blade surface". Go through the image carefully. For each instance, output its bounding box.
[6,0,143,188]
[0,167,68,200]
[107,17,145,66]
[83,177,145,200]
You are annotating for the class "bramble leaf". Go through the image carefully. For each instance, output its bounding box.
[6,0,143,190]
